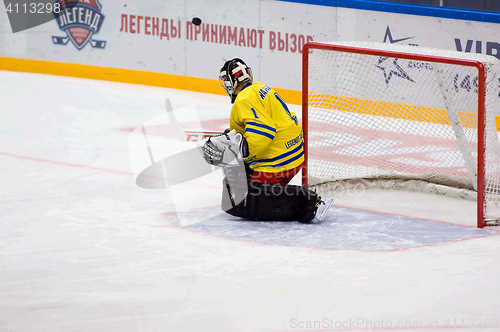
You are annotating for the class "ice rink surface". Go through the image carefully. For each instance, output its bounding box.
[1,71,500,332]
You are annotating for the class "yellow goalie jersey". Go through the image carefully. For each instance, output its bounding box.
[229,82,304,173]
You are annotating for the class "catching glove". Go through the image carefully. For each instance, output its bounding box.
[201,129,249,167]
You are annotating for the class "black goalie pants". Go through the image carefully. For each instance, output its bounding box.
[221,177,318,223]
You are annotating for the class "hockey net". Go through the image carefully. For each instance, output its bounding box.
[302,41,500,228]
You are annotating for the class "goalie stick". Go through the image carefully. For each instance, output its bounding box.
[135,98,217,189]
[165,98,188,141]
[165,98,221,142]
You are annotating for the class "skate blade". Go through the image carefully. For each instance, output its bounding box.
[312,199,333,223]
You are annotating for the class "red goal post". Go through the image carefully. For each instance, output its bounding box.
[301,41,500,228]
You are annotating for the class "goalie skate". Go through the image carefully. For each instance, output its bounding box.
[312,198,333,224]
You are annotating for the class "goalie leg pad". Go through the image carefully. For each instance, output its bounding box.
[221,179,318,222]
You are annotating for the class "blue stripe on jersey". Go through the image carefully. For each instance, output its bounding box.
[254,150,305,168]
[249,141,303,165]
[274,93,290,113]
[245,128,275,140]
[246,121,277,133]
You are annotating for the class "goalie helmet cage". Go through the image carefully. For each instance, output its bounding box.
[301,41,500,228]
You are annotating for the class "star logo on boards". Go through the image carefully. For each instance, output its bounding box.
[376,57,415,85]
[376,26,415,86]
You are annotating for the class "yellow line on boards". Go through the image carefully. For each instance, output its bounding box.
[0,56,223,95]
[0,56,497,130]
[0,56,303,105]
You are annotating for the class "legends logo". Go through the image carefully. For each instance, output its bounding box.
[52,0,106,50]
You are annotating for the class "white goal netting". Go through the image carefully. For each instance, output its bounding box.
[304,41,500,225]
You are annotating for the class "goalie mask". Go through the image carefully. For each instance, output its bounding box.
[219,58,253,103]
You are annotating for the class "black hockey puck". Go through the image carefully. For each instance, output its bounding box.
[192,17,202,25]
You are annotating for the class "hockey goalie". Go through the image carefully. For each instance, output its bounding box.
[200,58,332,223]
